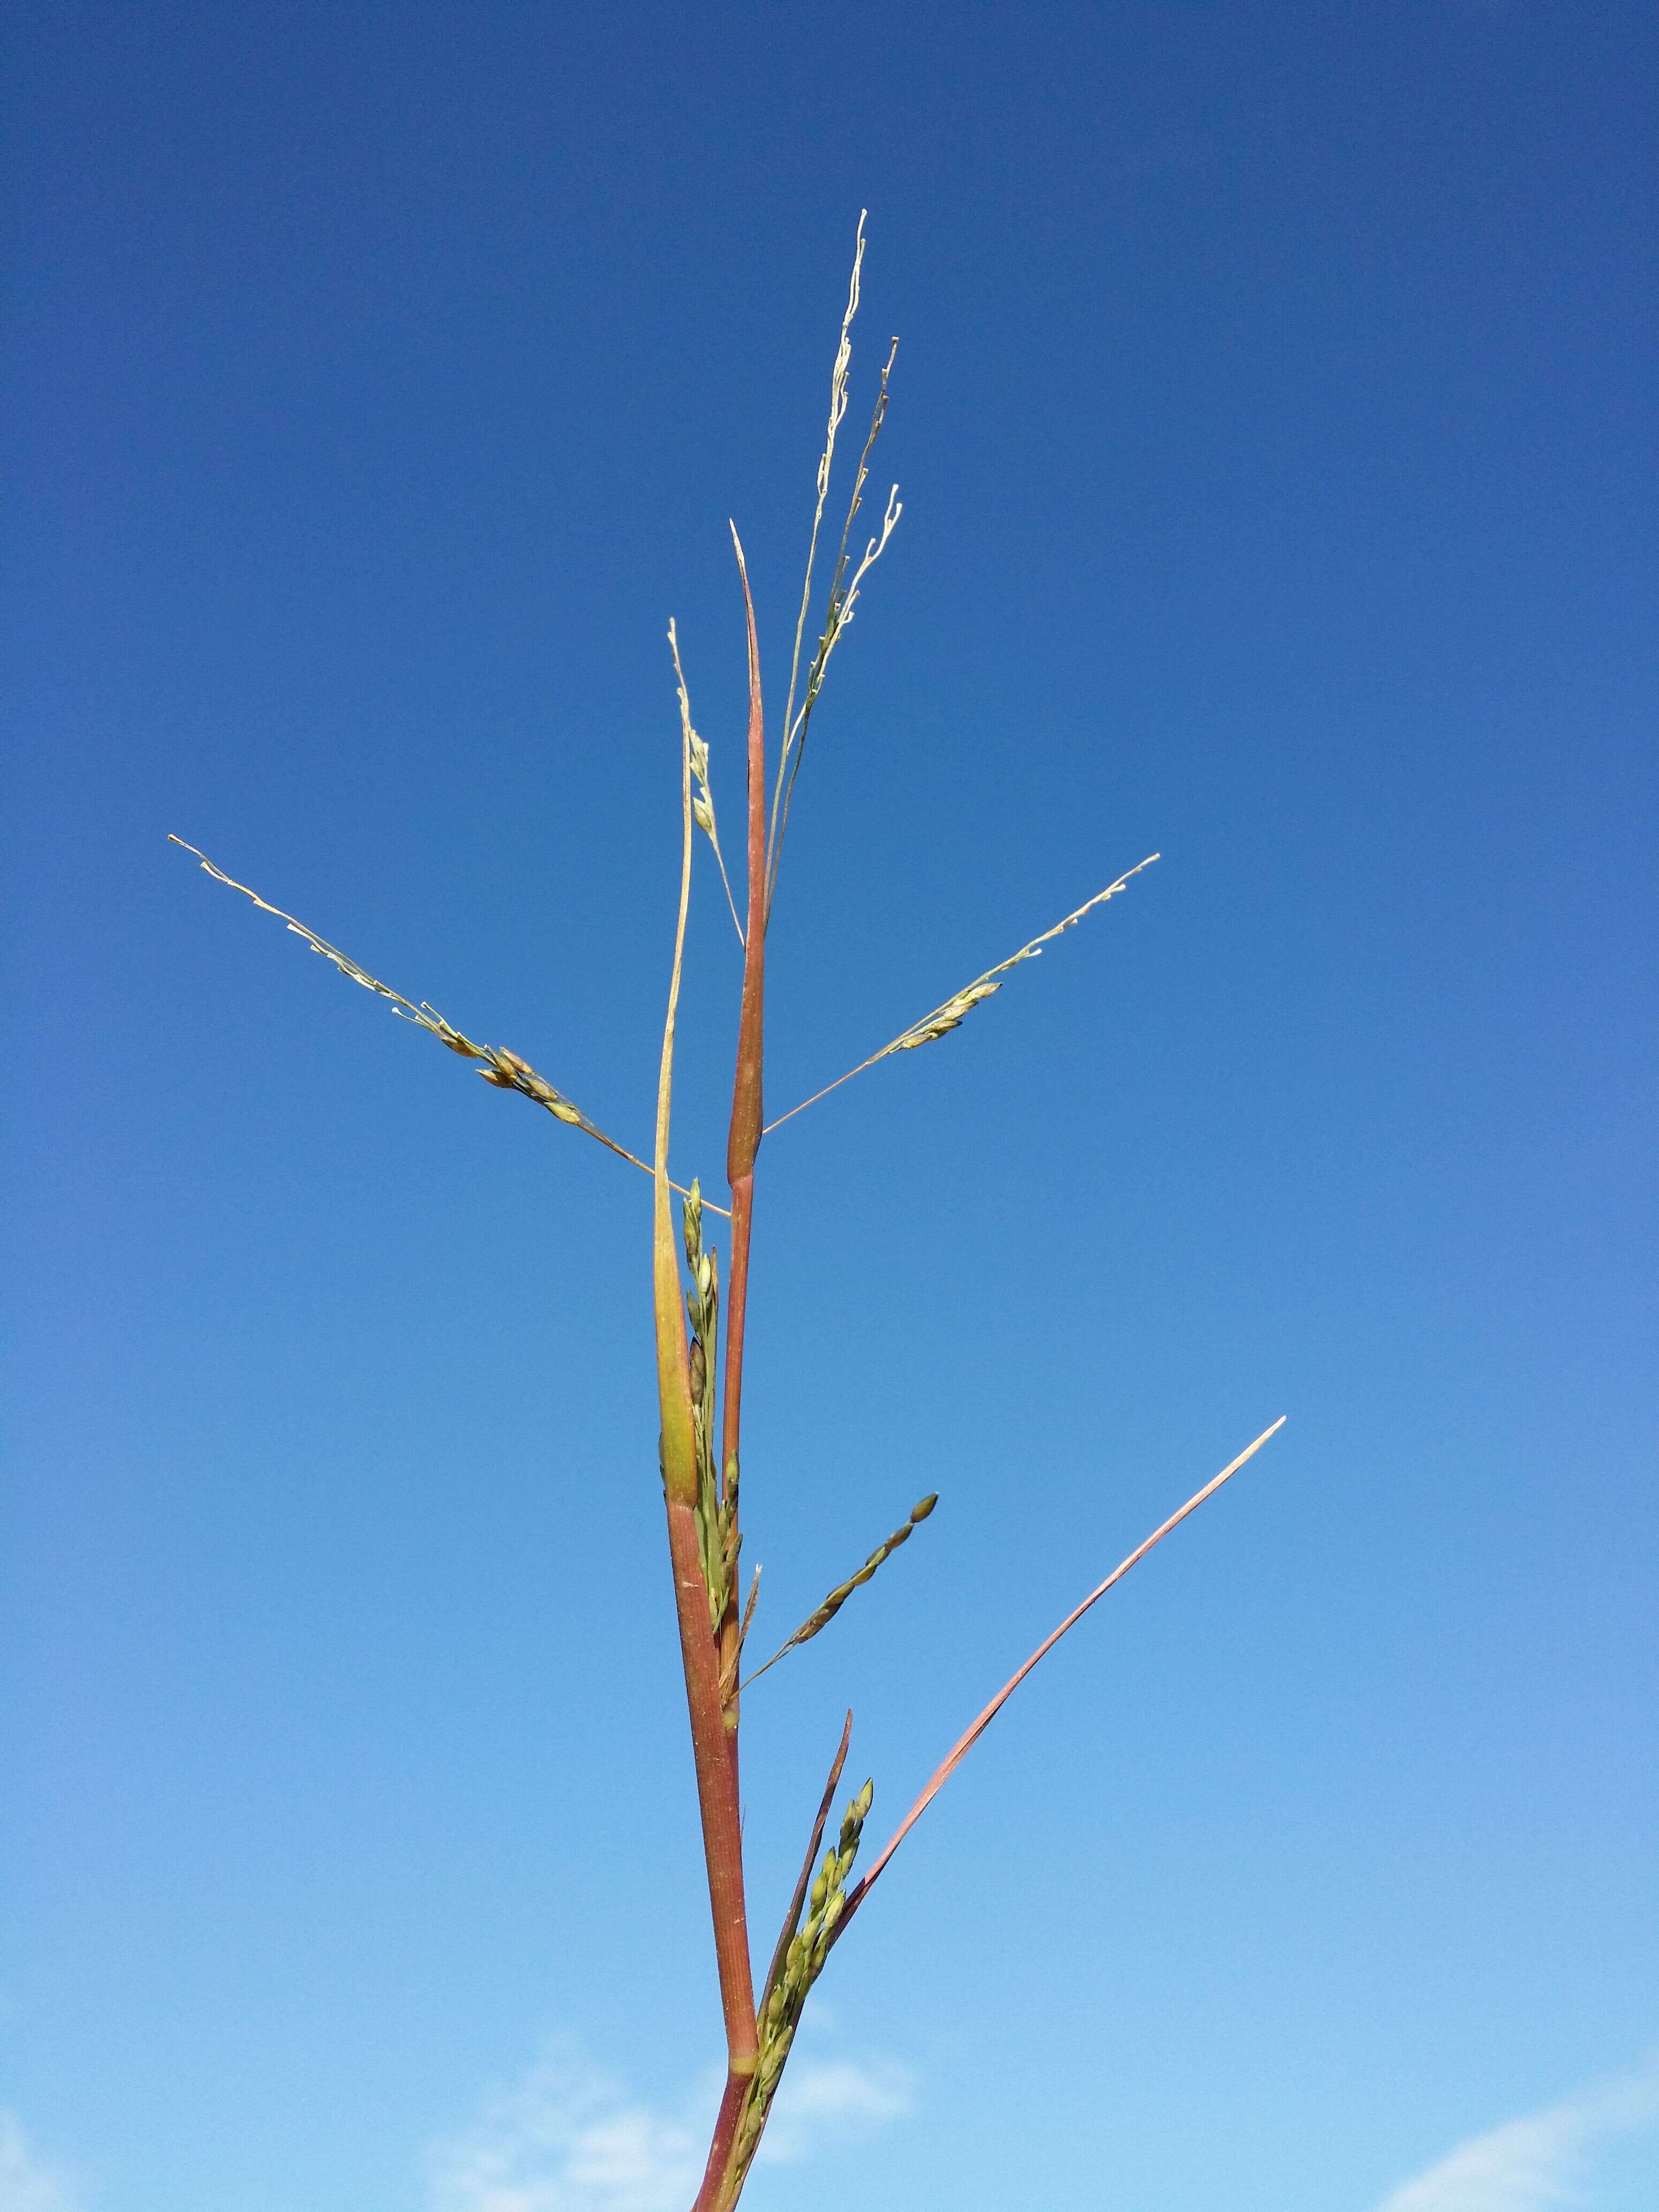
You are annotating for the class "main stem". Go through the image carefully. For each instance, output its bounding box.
[720,529,767,1700]
[653,625,757,2159]
[690,533,768,2212]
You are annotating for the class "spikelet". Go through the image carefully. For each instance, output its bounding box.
[743,1494,938,1689]
[733,1776,876,2174]
[681,1182,732,1633]
[890,977,1002,1049]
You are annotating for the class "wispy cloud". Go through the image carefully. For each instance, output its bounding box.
[754,2054,913,2169]
[428,2035,912,2212]
[0,2114,79,2212]
[1373,2054,1659,2212]
[427,2046,708,2212]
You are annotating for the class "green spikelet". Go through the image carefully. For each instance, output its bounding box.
[681,1183,729,1633]
[744,1494,941,1687]
[732,1776,876,2185]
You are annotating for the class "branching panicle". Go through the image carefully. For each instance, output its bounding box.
[167,836,726,1211]
[778,211,868,788]
[765,853,1162,1137]
[767,334,902,914]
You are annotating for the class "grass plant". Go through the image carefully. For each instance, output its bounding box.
[174,215,1283,2211]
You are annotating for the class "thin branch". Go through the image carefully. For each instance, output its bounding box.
[764,854,1160,1138]
[825,341,900,657]
[741,1494,938,1691]
[759,1711,852,2012]
[669,619,745,948]
[833,1418,1287,1940]
[169,835,727,1214]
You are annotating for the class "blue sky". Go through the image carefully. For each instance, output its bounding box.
[5,4,1655,2209]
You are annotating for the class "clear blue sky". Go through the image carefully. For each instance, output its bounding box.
[5,6,1655,2210]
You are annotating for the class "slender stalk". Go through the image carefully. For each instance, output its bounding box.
[700,1713,854,2211]
[687,526,769,2212]
[653,669,757,2100]
[760,1712,853,2009]
[718,524,768,1705]
[833,1418,1287,1939]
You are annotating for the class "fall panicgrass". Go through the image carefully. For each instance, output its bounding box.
[174,216,1284,2212]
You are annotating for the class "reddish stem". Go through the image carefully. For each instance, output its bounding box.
[688,530,768,2212]
[653,579,758,2137]
[691,2068,752,2212]
[664,1494,757,2067]
[718,530,767,1707]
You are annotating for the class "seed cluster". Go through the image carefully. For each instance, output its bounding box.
[735,1777,875,2173]
[683,1183,740,1635]
[478,1043,584,1124]
[796,1494,937,1642]
[745,1493,938,1688]
[891,975,1002,1048]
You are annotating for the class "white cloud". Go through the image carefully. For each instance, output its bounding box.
[754,2056,913,2168]
[1373,2055,1659,2212]
[428,2036,911,2212]
[0,2114,78,2212]
[427,2046,709,2212]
